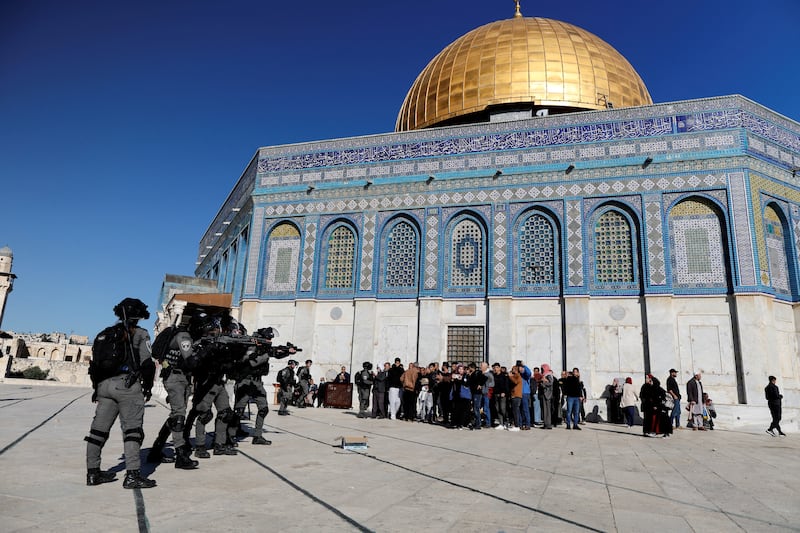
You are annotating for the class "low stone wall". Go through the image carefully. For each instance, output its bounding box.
[585,398,797,433]
[0,356,92,387]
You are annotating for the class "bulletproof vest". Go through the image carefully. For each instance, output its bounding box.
[279,367,294,386]
[358,370,370,387]
[165,331,193,369]
[297,366,310,381]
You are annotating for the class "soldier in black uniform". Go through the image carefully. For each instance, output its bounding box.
[85,298,157,489]
[188,315,239,457]
[355,362,374,418]
[233,327,296,445]
[296,359,313,407]
[277,360,297,415]
[147,324,199,469]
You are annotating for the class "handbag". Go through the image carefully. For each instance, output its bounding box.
[663,397,675,410]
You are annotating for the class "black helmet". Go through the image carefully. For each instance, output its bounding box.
[288,360,298,366]
[362,362,373,370]
[113,298,149,320]
[255,327,275,340]
[188,312,222,338]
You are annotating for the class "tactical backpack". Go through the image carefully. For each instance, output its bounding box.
[89,323,130,385]
[150,326,175,364]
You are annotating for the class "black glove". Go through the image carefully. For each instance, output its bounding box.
[143,389,152,402]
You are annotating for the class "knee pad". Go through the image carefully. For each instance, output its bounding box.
[123,427,144,445]
[198,410,213,425]
[168,415,185,432]
[257,406,269,418]
[218,407,237,424]
[84,428,110,448]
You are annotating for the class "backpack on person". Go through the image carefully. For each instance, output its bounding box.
[278,367,292,387]
[88,323,130,385]
[150,326,176,364]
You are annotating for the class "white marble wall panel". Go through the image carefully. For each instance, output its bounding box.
[675,303,737,404]
[511,299,562,370]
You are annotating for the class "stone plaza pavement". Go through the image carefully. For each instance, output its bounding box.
[1,382,798,533]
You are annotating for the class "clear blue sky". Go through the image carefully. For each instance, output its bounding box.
[2,0,799,338]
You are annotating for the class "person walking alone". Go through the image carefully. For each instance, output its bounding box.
[765,375,786,436]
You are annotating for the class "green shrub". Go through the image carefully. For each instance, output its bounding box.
[21,366,50,380]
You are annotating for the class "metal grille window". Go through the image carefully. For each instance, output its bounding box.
[594,210,634,283]
[519,213,556,284]
[385,221,418,288]
[446,326,484,365]
[325,225,356,289]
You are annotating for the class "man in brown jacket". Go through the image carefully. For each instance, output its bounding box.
[508,365,523,431]
[400,362,420,421]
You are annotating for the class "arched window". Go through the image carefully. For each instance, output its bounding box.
[594,210,634,284]
[450,218,484,287]
[764,205,791,295]
[325,225,356,289]
[264,222,301,294]
[518,212,557,287]
[383,220,418,290]
[668,198,727,289]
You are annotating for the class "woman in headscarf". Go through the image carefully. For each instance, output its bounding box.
[620,377,639,428]
[640,374,658,436]
[605,377,623,424]
[655,377,673,437]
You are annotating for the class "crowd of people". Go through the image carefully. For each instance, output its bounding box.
[345,358,592,432]
[83,297,788,490]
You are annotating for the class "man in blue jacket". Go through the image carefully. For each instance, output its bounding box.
[518,360,532,430]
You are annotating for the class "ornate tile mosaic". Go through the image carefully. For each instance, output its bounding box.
[360,213,375,291]
[264,222,300,294]
[669,206,727,289]
[566,200,584,287]
[764,205,791,294]
[728,171,757,286]
[645,199,666,285]
[449,219,484,288]
[244,206,265,295]
[493,208,508,288]
[300,220,317,292]
[424,209,439,290]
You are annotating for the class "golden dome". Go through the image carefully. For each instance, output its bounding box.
[396,15,652,131]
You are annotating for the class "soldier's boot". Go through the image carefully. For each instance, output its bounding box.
[252,436,271,445]
[122,470,156,489]
[175,446,199,470]
[194,447,211,459]
[213,444,238,456]
[146,447,175,464]
[86,468,117,486]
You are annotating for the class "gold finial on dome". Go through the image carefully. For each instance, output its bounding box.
[514,0,522,18]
